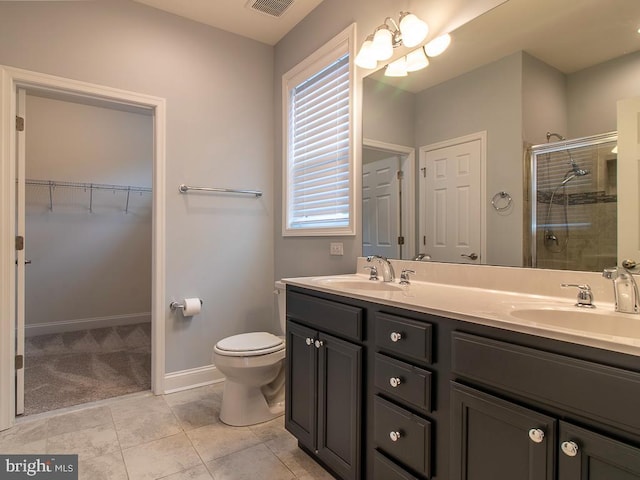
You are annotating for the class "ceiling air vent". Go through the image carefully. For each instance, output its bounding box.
[246,0,295,18]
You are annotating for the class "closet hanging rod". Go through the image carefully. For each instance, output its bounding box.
[178,184,262,198]
[25,179,152,193]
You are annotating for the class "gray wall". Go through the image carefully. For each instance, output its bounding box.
[273,0,507,279]
[0,1,275,374]
[24,94,152,332]
[567,50,640,138]
[413,53,523,266]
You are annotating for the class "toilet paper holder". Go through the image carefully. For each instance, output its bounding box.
[169,299,203,311]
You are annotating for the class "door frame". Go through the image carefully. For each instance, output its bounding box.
[0,65,166,430]
[418,131,487,264]
[362,138,415,260]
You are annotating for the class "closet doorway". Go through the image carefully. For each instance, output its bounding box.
[20,90,153,415]
[1,66,166,429]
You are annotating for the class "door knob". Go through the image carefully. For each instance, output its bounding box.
[305,337,314,346]
[314,339,324,348]
[461,253,478,260]
[390,332,403,342]
[389,431,402,442]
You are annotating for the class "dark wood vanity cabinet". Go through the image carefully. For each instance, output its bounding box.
[285,291,363,480]
[451,332,640,480]
[285,286,640,480]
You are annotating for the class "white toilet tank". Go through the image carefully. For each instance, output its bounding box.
[274,280,286,334]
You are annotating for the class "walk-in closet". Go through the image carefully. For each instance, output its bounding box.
[21,92,153,415]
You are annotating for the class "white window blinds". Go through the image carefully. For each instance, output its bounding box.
[286,53,351,231]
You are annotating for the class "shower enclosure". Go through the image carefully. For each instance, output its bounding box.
[530,132,618,271]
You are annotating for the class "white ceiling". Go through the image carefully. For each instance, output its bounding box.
[132,0,324,45]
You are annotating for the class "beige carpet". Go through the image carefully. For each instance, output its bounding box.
[24,323,151,415]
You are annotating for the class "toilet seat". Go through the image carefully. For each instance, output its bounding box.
[215,332,284,357]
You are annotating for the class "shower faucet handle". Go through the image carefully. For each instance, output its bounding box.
[561,283,595,308]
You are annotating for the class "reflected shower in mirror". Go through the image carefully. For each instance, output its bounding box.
[361,0,640,270]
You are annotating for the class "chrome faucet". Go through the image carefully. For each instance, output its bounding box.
[366,255,395,282]
[603,267,639,314]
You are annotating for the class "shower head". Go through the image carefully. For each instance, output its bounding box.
[546,132,565,142]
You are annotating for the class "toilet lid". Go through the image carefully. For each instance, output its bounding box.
[216,332,284,353]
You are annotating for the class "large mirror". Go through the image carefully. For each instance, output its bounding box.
[362,0,640,270]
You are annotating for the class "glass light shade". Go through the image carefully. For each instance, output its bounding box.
[424,33,451,57]
[385,58,408,77]
[355,36,378,69]
[399,13,429,48]
[405,47,429,72]
[371,26,394,61]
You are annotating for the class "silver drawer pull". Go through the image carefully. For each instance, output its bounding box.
[561,441,579,457]
[528,428,545,443]
[389,377,402,388]
[390,332,403,342]
[305,337,314,346]
[314,339,324,349]
[389,431,402,442]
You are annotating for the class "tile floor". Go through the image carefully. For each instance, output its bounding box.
[0,384,334,480]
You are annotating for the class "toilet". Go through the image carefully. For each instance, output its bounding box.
[212,281,286,426]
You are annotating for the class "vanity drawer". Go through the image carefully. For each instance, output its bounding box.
[286,290,363,341]
[374,395,431,477]
[374,451,420,480]
[375,353,432,412]
[452,332,640,436]
[376,313,433,364]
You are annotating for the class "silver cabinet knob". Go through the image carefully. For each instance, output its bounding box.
[390,332,403,342]
[528,428,545,443]
[389,431,402,442]
[314,339,324,348]
[389,377,402,388]
[561,441,579,457]
[305,337,313,346]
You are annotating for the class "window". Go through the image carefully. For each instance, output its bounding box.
[283,25,356,236]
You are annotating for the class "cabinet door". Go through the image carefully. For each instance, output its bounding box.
[451,382,556,480]
[317,332,362,480]
[559,422,640,480]
[285,320,317,450]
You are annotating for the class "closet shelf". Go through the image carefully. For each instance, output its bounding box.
[25,179,152,213]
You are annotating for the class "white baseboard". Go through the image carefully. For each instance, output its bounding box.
[163,364,225,394]
[25,312,151,337]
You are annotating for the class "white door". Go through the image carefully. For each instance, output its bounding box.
[362,155,400,258]
[15,88,26,416]
[617,97,640,269]
[420,136,483,263]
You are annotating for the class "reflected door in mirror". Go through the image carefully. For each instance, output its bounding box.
[363,156,401,258]
[420,137,482,263]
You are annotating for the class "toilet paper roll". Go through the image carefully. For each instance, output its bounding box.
[182,298,202,316]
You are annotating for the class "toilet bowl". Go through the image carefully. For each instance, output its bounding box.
[212,281,286,426]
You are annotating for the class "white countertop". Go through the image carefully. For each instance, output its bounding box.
[284,271,640,358]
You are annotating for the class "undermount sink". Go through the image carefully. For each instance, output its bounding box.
[509,307,640,338]
[316,277,403,292]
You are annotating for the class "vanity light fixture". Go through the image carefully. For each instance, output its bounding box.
[385,57,409,77]
[424,33,451,57]
[356,11,429,69]
[384,45,430,77]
